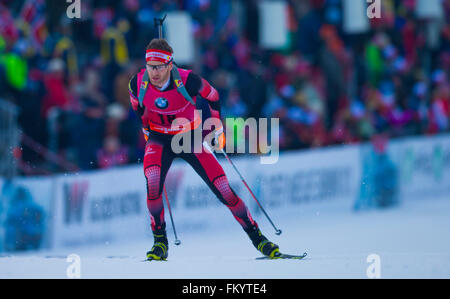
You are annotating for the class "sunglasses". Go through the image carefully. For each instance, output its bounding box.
[146,61,171,71]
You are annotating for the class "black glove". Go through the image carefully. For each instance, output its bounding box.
[137,104,145,117]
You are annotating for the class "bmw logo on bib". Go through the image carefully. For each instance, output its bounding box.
[155,97,169,110]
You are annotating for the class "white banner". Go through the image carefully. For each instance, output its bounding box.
[416,0,444,19]
[259,0,288,49]
[250,145,360,210]
[166,12,195,66]
[4,134,450,250]
[342,0,370,34]
[51,166,149,248]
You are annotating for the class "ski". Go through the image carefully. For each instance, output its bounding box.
[256,252,307,260]
[142,257,167,262]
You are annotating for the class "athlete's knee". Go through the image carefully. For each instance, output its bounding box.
[212,175,239,207]
[145,164,162,200]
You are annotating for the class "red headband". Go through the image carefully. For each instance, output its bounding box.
[145,49,173,63]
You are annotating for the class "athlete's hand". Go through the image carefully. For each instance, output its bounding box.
[211,127,226,150]
[137,104,145,117]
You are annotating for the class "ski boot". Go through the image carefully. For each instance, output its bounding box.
[245,226,280,258]
[146,224,168,261]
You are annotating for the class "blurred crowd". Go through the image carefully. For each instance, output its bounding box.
[0,0,449,175]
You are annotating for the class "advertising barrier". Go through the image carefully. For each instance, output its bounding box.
[1,134,449,251]
[51,166,148,248]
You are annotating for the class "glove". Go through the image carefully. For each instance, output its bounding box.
[137,104,145,118]
[211,126,226,150]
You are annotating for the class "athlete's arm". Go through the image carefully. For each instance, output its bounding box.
[186,73,221,119]
[186,72,225,148]
[128,74,139,110]
[128,73,145,117]
[128,73,150,140]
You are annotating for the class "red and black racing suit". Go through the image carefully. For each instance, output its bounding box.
[129,67,259,233]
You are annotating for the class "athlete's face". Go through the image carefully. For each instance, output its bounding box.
[146,61,173,89]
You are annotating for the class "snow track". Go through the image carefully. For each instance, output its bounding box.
[1,197,450,278]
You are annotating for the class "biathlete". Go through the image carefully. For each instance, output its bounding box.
[128,38,279,260]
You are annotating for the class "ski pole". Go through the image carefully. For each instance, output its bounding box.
[163,185,181,245]
[204,139,282,235]
[219,149,282,235]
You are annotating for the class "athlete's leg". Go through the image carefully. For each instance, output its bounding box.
[143,137,175,231]
[179,146,258,230]
[179,143,280,257]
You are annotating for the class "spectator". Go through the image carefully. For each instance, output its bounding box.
[73,67,106,170]
[0,0,447,175]
[3,185,45,251]
[41,58,71,118]
[97,135,129,169]
[354,134,399,210]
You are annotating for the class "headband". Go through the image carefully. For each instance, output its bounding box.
[145,49,173,64]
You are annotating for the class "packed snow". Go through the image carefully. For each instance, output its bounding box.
[1,196,449,279]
